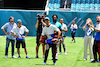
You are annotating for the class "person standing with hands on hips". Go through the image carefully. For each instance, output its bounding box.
[1,16,17,58]
[11,19,30,59]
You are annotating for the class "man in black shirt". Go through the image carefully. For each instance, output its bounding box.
[35,13,46,58]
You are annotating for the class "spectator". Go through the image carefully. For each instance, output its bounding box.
[83,18,94,61]
[59,18,68,55]
[1,16,17,58]
[11,19,30,59]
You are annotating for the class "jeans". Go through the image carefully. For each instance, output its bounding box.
[5,38,15,56]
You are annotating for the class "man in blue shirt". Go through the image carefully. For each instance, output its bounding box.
[1,16,17,58]
[91,16,100,62]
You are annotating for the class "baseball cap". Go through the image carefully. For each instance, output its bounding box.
[17,19,22,23]
[44,17,50,20]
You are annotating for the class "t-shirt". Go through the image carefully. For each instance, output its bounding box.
[51,21,62,30]
[85,26,93,36]
[62,23,67,37]
[11,25,29,41]
[70,24,77,33]
[41,24,59,39]
[95,23,100,41]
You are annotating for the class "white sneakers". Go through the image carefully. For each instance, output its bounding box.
[59,52,67,55]
[59,52,62,55]
[5,55,8,58]
[5,55,17,58]
[65,52,67,55]
[12,55,17,58]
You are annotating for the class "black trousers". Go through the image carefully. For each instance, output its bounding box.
[44,43,57,63]
[93,40,100,61]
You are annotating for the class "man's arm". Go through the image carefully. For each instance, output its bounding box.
[83,24,87,31]
[2,29,9,35]
[35,20,39,28]
[90,25,100,32]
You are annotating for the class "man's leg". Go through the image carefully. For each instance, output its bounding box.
[42,44,45,58]
[93,40,98,61]
[98,42,100,61]
[62,37,67,55]
[5,38,10,57]
[36,44,39,58]
[11,40,15,56]
[11,40,16,58]
[44,44,50,64]
[89,36,93,60]
[59,42,62,54]
[83,36,89,60]
[52,44,56,64]
[16,40,21,58]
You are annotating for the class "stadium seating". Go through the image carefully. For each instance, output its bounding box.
[71,0,100,12]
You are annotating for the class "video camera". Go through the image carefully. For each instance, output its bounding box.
[37,13,43,22]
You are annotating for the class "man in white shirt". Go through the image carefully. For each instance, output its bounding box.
[41,17,61,65]
[1,16,17,58]
[11,19,30,59]
[59,18,68,55]
[70,21,77,43]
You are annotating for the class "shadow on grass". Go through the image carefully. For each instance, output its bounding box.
[35,64,54,66]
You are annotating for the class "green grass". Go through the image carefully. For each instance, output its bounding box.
[0,37,100,67]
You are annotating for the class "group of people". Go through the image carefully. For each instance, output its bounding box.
[83,16,100,63]
[1,13,100,65]
[35,13,78,65]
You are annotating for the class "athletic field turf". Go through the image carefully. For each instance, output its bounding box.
[0,37,100,67]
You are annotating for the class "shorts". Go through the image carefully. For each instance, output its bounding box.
[71,33,75,38]
[36,32,41,45]
[16,40,26,48]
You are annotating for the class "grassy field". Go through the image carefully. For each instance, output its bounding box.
[0,37,100,67]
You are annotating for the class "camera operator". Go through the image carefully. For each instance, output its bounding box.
[35,13,46,58]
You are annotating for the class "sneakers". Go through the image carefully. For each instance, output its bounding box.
[96,61,100,63]
[5,55,8,58]
[26,56,30,59]
[53,62,56,65]
[83,58,87,61]
[43,62,46,65]
[74,41,76,43]
[59,52,62,55]
[71,41,73,43]
[36,55,39,58]
[91,60,97,63]
[65,52,67,55]
[18,56,21,59]
[90,59,93,61]
[12,55,17,58]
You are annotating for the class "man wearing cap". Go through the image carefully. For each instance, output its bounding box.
[41,17,61,65]
[1,16,17,58]
[11,19,30,59]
